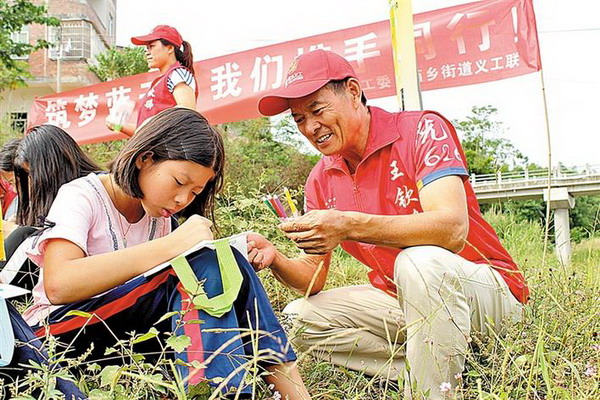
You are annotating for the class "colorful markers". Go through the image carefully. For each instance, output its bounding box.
[261,188,299,220]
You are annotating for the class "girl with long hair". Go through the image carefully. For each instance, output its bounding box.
[1,127,100,291]
[22,108,310,398]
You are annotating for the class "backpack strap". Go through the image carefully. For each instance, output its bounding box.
[170,238,243,318]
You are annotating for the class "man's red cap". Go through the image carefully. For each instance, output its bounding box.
[131,25,183,47]
[258,49,358,116]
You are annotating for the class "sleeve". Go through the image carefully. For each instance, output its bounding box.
[413,113,468,190]
[167,68,197,93]
[26,183,96,267]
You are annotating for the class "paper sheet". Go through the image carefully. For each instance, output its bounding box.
[143,231,251,277]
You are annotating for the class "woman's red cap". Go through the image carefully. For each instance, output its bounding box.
[131,25,183,47]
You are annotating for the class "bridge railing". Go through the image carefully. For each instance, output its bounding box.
[470,164,600,187]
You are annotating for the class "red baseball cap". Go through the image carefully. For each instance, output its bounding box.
[131,25,183,47]
[258,49,358,116]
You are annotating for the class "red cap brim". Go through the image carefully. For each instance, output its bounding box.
[131,34,158,45]
[258,79,330,116]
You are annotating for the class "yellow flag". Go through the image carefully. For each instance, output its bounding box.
[389,0,422,111]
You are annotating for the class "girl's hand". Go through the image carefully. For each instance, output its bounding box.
[247,233,277,272]
[167,214,213,255]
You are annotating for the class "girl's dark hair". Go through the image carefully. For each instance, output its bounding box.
[0,138,21,172]
[14,125,100,227]
[160,39,195,76]
[111,107,224,223]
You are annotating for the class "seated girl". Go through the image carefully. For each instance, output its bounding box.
[1,126,100,292]
[21,108,310,398]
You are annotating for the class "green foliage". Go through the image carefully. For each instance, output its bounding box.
[89,46,149,82]
[218,117,318,198]
[80,140,126,170]
[455,106,600,242]
[0,0,59,92]
[454,106,529,175]
[4,196,600,398]
[570,196,600,242]
[0,113,23,144]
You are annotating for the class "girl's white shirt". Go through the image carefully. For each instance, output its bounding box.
[22,173,171,326]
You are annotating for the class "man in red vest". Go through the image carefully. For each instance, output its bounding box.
[249,50,528,399]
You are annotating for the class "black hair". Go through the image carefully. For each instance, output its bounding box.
[326,77,367,105]
[111,107,224,223]
[14,125,100,227]
[0,138,21,172]
[160,39,195,76]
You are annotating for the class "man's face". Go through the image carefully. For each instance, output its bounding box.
[289,85,359,157]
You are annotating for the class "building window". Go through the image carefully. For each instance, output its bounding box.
[108,14,114,38]
[49,19,107,62]
[10,27,30,60]
[10,112,28,133]
[49,20,91,60]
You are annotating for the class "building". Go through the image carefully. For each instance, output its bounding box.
[0,0,117,132]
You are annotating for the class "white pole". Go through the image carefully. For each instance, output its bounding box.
[56,26,62,93]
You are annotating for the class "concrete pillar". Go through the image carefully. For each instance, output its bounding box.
[543,187,575,265]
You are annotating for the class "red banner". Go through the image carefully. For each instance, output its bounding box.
[27,0,540,143]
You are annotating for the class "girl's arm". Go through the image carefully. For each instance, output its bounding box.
[105,121,136,137]
[43,215,212,305]
[172,83,196,109]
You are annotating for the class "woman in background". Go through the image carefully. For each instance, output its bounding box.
[106,25,198,136]
[0,139,20,223]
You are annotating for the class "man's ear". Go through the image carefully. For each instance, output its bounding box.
[346,78,363,107]
[135,151,154,169]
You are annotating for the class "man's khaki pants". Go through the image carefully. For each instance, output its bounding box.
[283,246,522,399]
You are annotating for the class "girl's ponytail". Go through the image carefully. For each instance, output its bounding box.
[176,40,195,76]
[160,39,195,76]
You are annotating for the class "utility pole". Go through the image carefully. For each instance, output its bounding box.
[56,25,62,93]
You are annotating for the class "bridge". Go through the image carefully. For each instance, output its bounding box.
[470,164,600,264]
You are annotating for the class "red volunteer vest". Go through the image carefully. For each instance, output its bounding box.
[0,178,16,216]
[136,62,199,126]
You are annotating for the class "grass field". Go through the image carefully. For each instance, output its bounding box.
[3,204,599,399]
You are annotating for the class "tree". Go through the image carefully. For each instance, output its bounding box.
[89,46,148,81]
[453,106,529,175]
[219,117,318,196]
[0,0,59,92]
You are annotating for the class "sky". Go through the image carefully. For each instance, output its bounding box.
[115,0,600,168]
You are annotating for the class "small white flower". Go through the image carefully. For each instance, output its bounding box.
[592,344,600,352]
[439,381,452,393]
[584,363,597,378]
[272,390,282,400]
[454,373,462,380]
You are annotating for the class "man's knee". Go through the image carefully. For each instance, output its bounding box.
[282,297,307,321]
[282,298,317,349]
[394,246,462,298]
[395,245,449,276]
